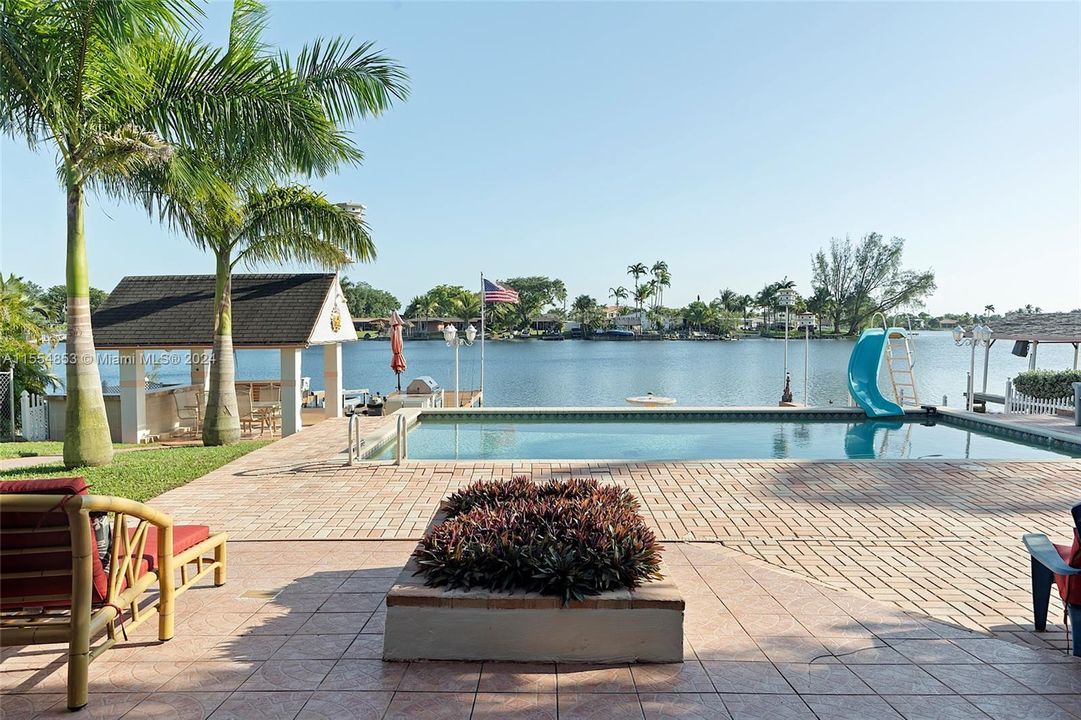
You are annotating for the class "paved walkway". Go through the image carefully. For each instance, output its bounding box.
[147,417,1081,639]
[3,541,1079,720]
[0,455,64,471]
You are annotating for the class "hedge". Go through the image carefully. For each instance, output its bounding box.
[1013,370,1081,400]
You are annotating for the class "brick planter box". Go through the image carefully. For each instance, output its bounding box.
[384,512,684,663]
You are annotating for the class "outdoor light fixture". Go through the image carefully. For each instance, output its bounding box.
[954,321,993,411]
[777,287,798,404]
[444,323,476,407]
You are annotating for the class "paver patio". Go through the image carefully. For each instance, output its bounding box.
[148,417,1080,637]
[4,416,1079,718]
[3,540,1079,720]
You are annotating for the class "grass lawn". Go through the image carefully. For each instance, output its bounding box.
[0,441,270,501]
[0,441,143,460]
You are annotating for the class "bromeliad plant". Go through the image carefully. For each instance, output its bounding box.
[415,478,663,604]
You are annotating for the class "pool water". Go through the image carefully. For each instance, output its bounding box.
[377,417,1078,461]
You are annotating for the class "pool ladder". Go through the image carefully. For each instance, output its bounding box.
[347,413,408,466]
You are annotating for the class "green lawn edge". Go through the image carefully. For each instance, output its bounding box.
[0,441,271,502]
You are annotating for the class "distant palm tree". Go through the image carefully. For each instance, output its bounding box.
[453,293,481,326]
[571,294,599,332]
[719,288,738,312]
[653,268,671,309]
[627,263,648,296]
[1,0,353,466]
[633,283,654,313]
[650,261,669,307]
[609,286,628,312]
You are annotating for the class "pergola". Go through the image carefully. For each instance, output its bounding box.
[92,274,357,443]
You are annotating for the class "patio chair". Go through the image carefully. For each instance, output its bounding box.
[1023,501,1081,656]
[0,477,228,710]
[174,388,202,435]
[237,386,259,435]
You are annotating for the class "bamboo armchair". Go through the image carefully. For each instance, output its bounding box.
[0,477,228,710]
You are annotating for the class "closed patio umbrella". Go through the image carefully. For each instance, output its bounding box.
[390,311,407,392]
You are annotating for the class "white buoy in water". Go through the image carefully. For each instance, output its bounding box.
[626,392,677,407]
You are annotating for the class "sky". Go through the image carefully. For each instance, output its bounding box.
[2,1,1079,315]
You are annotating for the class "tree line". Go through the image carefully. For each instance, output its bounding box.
[354,236,937,338]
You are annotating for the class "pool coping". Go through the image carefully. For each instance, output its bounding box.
[360,406,1081,461]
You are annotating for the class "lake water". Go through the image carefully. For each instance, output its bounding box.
[61,330,1076,408]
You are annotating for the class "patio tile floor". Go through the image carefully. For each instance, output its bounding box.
[2,540,1078,719]
[147,417,1080,639]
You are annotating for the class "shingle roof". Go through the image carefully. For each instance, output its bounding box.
[982,311,1081,343]
[92,274,337,348]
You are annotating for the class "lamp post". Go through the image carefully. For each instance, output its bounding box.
[777,287,797,403]
[803,316,810,405]
[443,323,477,407]
[953,322,992,411]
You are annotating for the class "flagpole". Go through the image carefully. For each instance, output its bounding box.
[479,272,485,407]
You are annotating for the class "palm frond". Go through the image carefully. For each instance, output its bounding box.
[75,123,172,181]
[280,37,409,125]
[235,184,376,269]
[228,0,268,58]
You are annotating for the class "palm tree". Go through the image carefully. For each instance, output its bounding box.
[571,294,599,334]
[609,286,628,312]
[152,2,407,445]
[627,263,648,296]
[164,186,377,444]
[453,293,481,327]
[2,0,370,466]
[633,283,653,314]
[650,261,668,307]
[654,268,671,309]
[719,288,738,312]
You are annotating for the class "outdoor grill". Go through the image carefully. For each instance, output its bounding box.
[406,376,441,395]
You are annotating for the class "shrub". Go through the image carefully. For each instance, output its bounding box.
[1013,370,1081,400]
[415,477,663,604]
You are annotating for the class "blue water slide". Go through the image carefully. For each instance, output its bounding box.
[847,328,904,417]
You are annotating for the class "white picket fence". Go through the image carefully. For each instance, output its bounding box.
[1003,381,1073,415]
[19,391,49,441]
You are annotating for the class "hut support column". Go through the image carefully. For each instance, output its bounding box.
[324,343,342,418]
[119,348,145,444]
[190,347,209,391]
[280,348,302,437]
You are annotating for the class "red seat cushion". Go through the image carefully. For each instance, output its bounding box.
[1053,529,1081,606]
[131,525,210,573]
[0,477,109,609]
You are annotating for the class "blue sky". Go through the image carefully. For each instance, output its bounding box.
[2,1,1078,314]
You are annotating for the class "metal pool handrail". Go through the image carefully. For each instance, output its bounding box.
[346,412,364,465]
[346,412,408,465]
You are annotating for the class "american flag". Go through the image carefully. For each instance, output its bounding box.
[483,278,519,304]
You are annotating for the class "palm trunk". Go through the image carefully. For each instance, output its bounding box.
[63,181,113,468]
[202,250,241,445]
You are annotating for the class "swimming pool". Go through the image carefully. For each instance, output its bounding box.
[375,412,1079,461]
